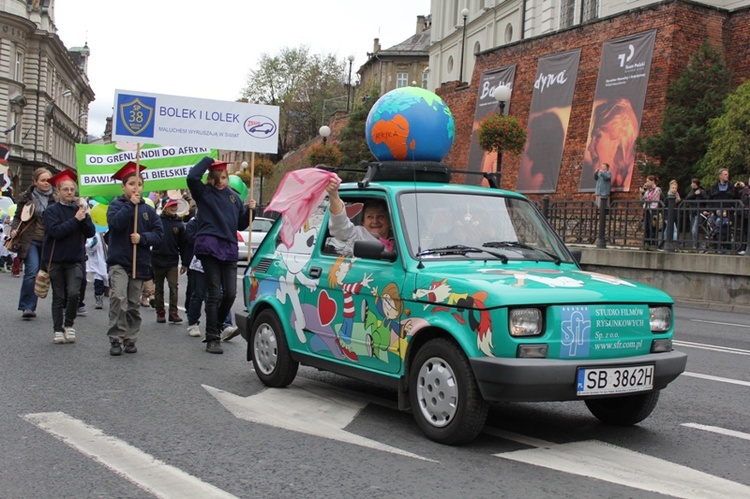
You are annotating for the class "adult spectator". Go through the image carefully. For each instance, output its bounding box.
[640,175,662,248]
[594,162,612,209]
[685,178,708,249]
[10,168,55,319]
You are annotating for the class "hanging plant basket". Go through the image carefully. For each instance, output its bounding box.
[478,114,528,154]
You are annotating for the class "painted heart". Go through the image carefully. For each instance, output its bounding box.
[318,290,337,326]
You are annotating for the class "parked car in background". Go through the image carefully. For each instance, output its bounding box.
[237,216,274,261]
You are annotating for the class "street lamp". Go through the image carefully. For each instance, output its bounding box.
[493,84,512,115]
[459,8,469,83]
[346,54,355,113]
[492,83,512,184]
[319,125,331,145]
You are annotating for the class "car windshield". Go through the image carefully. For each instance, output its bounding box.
[399,191,572,263]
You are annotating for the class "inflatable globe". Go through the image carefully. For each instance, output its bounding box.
[366,87,454,162]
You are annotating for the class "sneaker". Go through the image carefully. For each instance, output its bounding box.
[123,340,137,354]
[95,295,104,309]
[220,325,240,341]
[168,313,183,324]
[53,331,66,344]
[187,324,201,337]
[140,298,150,307]
[110,340,122,356]
[206,340,223,354]
[22,310,36,319]
[63,327,76,343]
[336,338,358,361]
[77,306,87,316]
[156,310,166,323]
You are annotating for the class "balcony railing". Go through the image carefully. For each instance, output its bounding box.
[538,197,748,254]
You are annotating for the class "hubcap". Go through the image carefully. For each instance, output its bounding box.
[415,356,458,428]
[253,323,278,375]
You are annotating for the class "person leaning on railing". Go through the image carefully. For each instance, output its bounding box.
[640,175,662,248]
[685,178,709,250]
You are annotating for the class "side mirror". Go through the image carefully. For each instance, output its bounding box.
[353,240,397,262]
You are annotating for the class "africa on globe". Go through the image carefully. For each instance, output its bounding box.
[366,87,455,162]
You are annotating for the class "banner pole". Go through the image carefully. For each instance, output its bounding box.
[132,144,141,278]
[247,152,255,264]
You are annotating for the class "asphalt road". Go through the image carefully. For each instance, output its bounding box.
[0,270,748,498]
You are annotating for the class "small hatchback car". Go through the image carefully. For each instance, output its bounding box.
[236,162,687,445]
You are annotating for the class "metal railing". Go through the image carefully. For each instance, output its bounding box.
[538,197,749,254]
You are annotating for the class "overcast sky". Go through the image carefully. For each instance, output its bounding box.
[54,0,429,138]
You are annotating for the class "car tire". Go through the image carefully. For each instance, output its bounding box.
[585,390,660,426]
[251,310,298,388]
[409,338,488,445]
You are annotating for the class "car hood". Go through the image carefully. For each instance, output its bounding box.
[410,262,672,308]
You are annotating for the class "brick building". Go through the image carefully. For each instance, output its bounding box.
[435,0,750,202]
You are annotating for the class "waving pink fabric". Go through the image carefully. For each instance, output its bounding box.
[265,168,339,248]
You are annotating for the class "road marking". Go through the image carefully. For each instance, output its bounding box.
[494,439,750,498]
[674,340,750,356]
[204,380,435,462]
[682,423,750,441]
[682,371,750,387]
[23,412,237,499]
[689,318,750,328]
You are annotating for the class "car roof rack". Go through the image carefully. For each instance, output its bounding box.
[315,161,501,189]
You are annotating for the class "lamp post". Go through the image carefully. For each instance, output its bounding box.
[319,125,331,145]
[459,8,469,83]
[346,54,355,113]
[492,83,512,183]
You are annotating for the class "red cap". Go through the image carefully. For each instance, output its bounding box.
[209,160,228,172]
[163,198,179,209]
[48,168,78,186]
[112,161,147,182]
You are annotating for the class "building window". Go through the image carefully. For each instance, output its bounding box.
[14,52,23,81]
[422,71,429,88]
[505,23,514,43]
[560,0,575,29]
[396,72,408,88]
[581,0,598,23]
[448,56,454,74]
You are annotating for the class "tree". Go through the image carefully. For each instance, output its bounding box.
[242,46,349,159]
[637,41,733,190]
[338,82,380,168]
[307,144,343,167]
[698,80,750,185]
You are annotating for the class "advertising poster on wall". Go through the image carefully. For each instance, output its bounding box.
[465,65,516,185]
[517,49,581,193]
[578,30,656,193]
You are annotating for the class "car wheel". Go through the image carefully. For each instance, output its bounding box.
[409,338,488,445]
[585,390,660,426]
[251,310,298,388]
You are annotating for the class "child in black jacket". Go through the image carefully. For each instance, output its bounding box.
[151,198,188,323]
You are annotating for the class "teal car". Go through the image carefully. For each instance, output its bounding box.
[236,163,687,445]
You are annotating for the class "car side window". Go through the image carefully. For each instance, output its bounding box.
[322,196,393,257]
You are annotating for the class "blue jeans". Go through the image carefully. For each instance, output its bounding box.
[18,240,42,311]
[200,256,237,341]
[187,269,233,328]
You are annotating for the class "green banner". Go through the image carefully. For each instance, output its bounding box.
[75,143,217,196]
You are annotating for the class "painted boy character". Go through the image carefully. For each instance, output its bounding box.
[364,282,412,357]
[328,256,372,361]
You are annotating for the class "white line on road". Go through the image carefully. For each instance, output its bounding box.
[682,423,750,442]
[23,412,237,499]
[674,340,750,356]
[495,439,750,498]
[682,371,750,387]
[689,318,750,328]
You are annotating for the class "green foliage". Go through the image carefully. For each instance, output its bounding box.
[307,144,343,167]
[242,46,350,159]
[478,114,527,155]
[698,80,750,185]
[637,41,733,190]
[338,83,380,167]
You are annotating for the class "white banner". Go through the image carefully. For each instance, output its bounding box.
[112,90,279,153]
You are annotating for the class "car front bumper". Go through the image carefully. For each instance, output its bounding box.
[469,350,687,402]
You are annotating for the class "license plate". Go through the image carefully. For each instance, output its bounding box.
[576,365,654,396]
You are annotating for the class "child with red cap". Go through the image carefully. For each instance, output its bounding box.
[105,162,164,356]
[187,157,251,354]
[150,197,188,324]
[42,169,96,344]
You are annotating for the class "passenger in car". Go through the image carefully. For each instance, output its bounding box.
[325,178,393,256]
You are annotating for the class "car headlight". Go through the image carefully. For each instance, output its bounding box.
[509,308,544,337]
[649,306,671,333]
